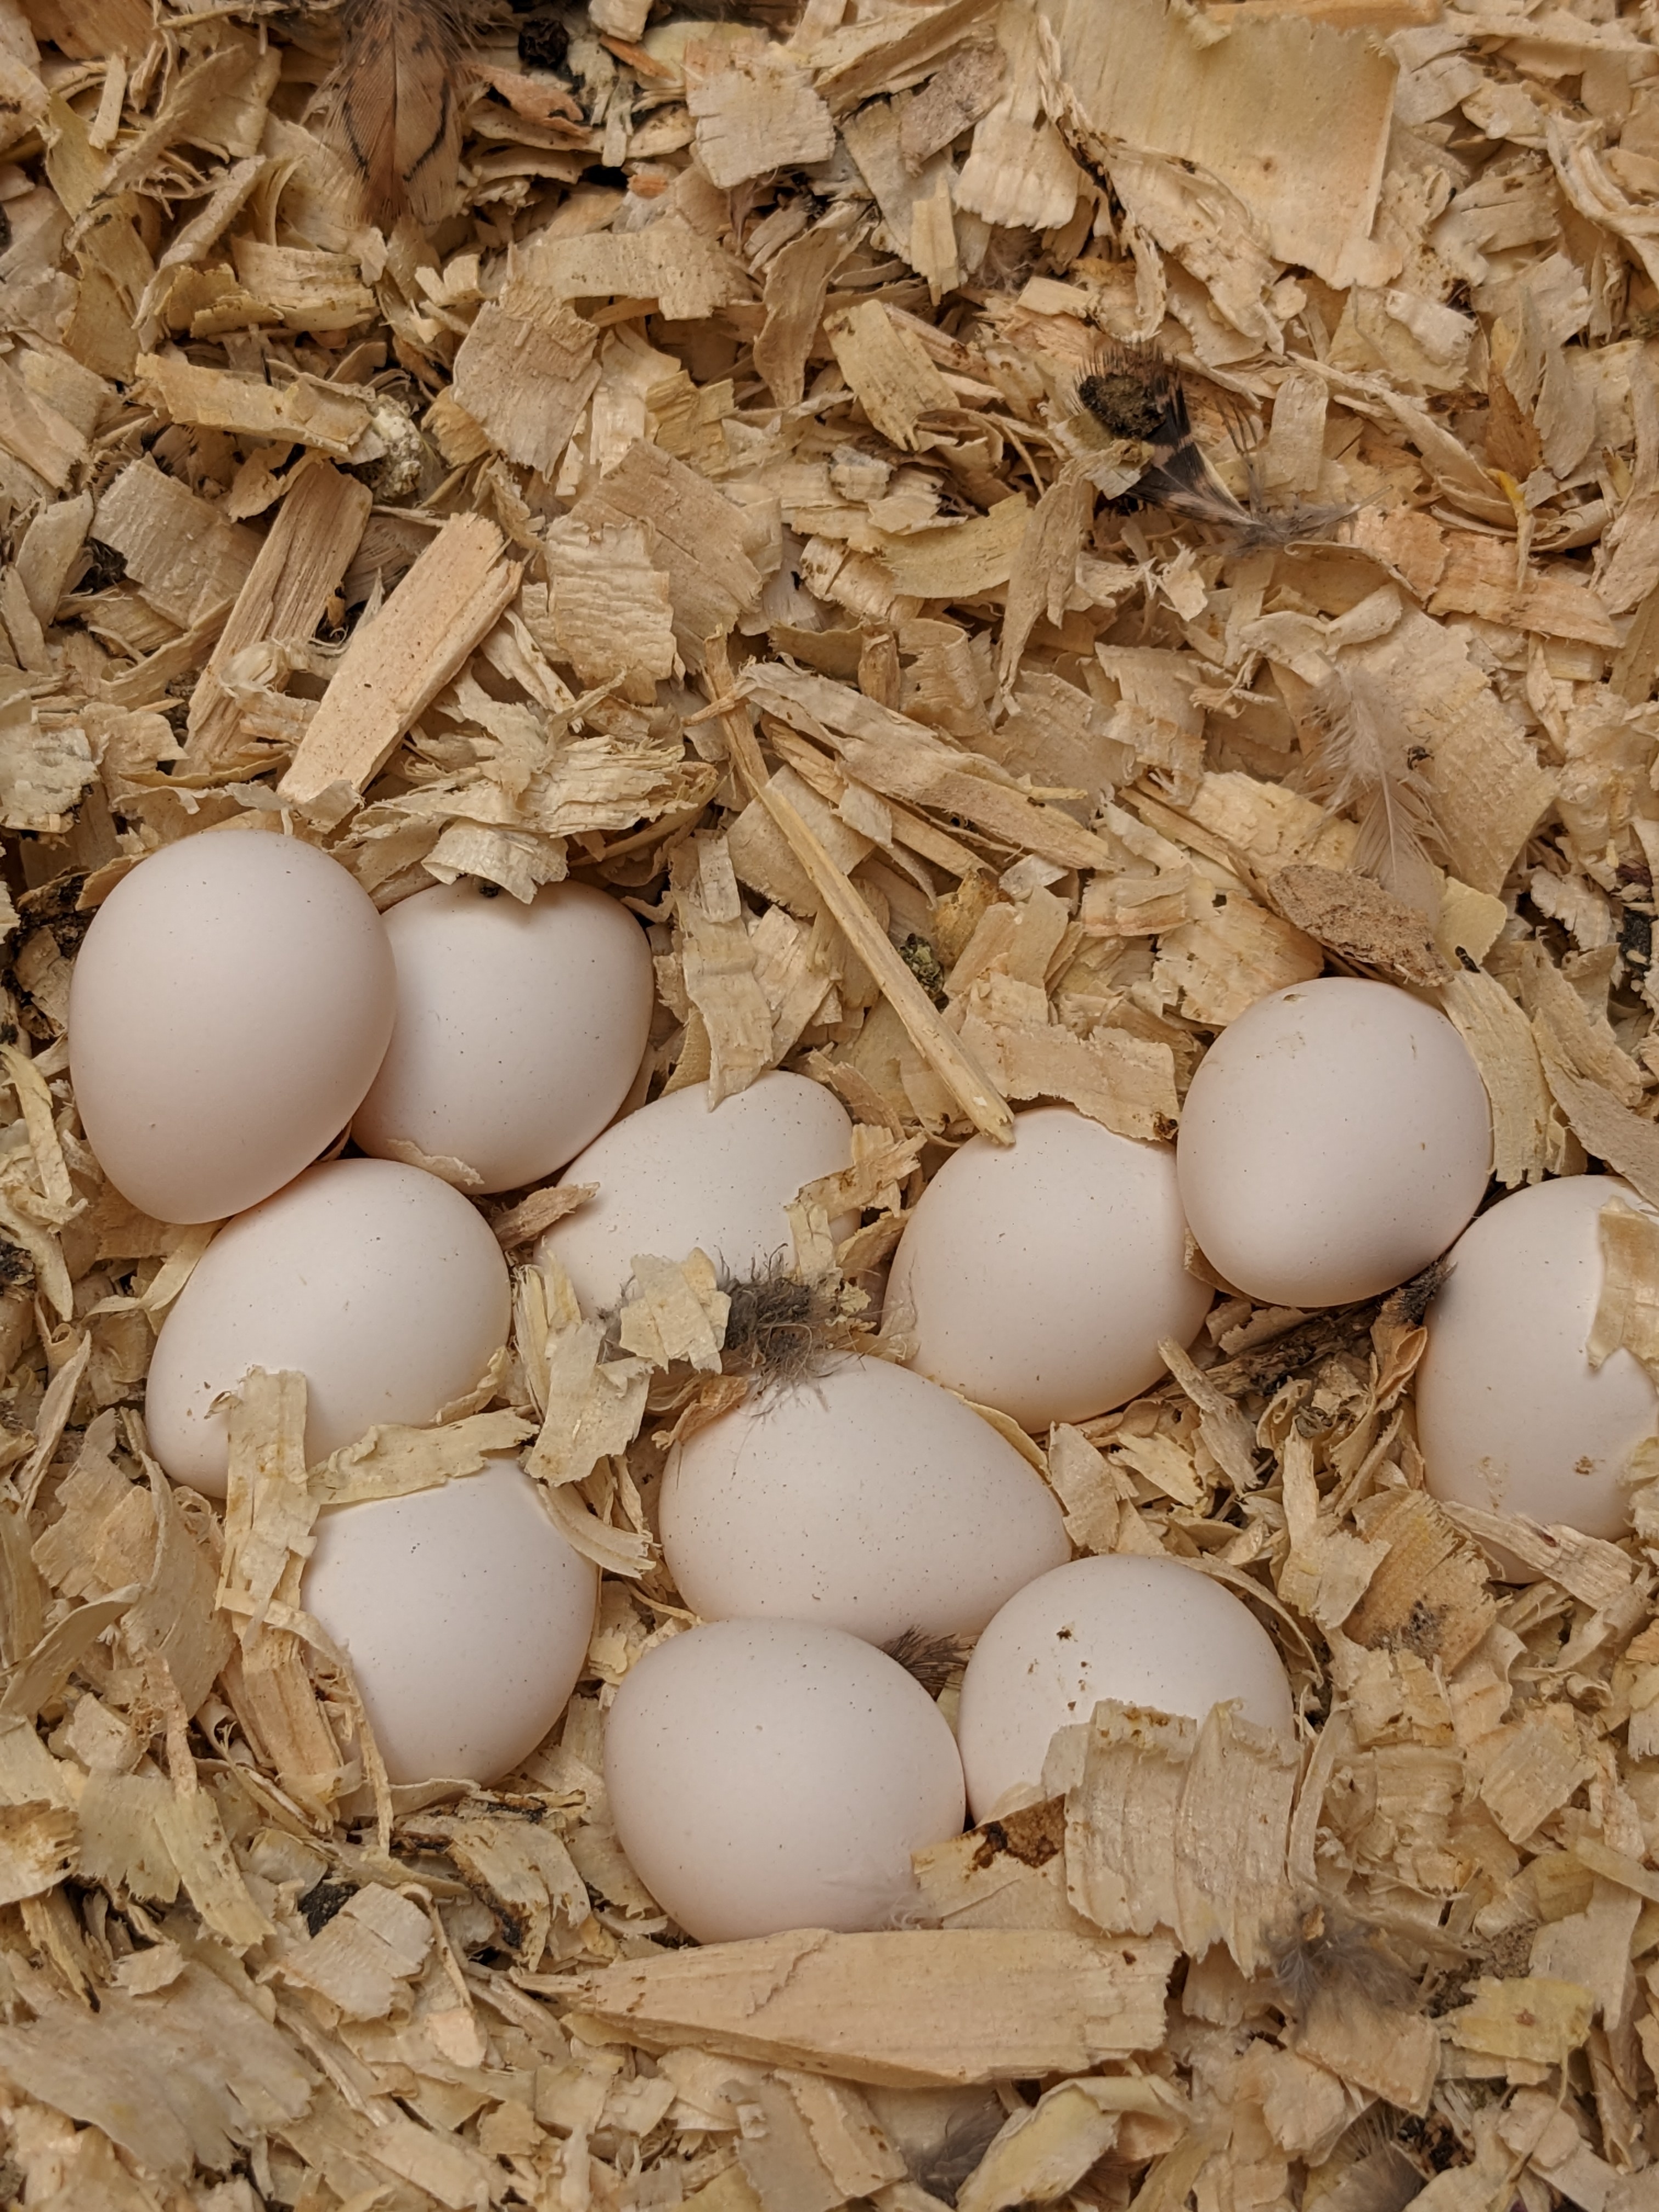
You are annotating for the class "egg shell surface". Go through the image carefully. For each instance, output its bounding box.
[538,1073,855,1314]
[602,1618,966,1943]
[146,1158,511,1499]
[1417,1175,1659,1541]
[957,1554,1295,1820]
[1176,977,1492,1307]
[69,832,395,1223]
[302,1457,597,1785]
[885,1105,1211,1430]
[661,1357,1070,1645]
[352,881,654,1194]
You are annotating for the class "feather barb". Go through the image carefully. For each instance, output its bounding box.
[325,0,475,233]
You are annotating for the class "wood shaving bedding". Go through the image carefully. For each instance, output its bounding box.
[0,0,1657,2202]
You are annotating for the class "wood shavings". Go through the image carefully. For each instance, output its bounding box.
[280,514,521,810]
[7,0,1659,2195]
[546,1927,1176,2086]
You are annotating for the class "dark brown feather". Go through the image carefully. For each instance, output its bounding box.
[326,0,475,233]
[1076,337,1352,550]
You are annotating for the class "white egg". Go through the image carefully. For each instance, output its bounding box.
[1418,1176,1659,1541]
[885,1105,1211,1431]
[303,1457,597,1785]
[352,881,655,1194]
[69,832,394,1223]
[603,1619,966,1942]
[661,1357,1070,1646]
[957,1554,1295,1821]
[539,1073,855,1314]
[1176,978,1491,1307]
[146,1158,511,1499]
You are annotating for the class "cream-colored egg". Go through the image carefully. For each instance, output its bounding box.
[69,832,394,1223]
[661,1357,1070,1645]
[146,1159,511,1499]
[1419,1176,1659,1541]
[957,1555,1295,1820]
[886,1106,1210,1431]
[603,1620,965,1942]
[352,881,654,1193]
[538,1073,855,1314]
[303,1457,597,1785]
[1177,978,1492,1307]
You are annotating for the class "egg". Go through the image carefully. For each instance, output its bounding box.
[603,1619,966,1942]
[69,832,394,1223]
[885,1105,1210,1431]
[146,1158,511,1499]
[538,1073,855,1314]
[352,881,654,1193]
[1418,1176,1659,1541]
[661,1357,1070,1645]
[302,1457,597,1785]
[1176,977,1491,1307]
[957,1554,1295,1821]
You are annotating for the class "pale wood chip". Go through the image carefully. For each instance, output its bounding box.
[544,517,679,704]
[1269,863,1450,988]
[1152,894,1323,1027]
[1292,1980,1438,2115]
[93,454,261,627]
[277,1881,432,2018]
[674,831,777,1104]
[1588,1197,1659,1381]
[1046,0,1395,286]
[754,213,854,409]
[1517,939,1646,1108]
[743,663,1118,873]
[1344,1487,1496,1673]
[912,1798,1086,1933]
[0,1962,312,2185]
[1448,1975,1595,2066]
[900,40,1005,170]
[547,1927,1175,2086]
[1438,969,1553,1189]
[184,460,372,771]
[956,2074,1185,2212]
[1065,1706,1191,1939]
[825,299,956,452]
[450,278,600,477]
[313,1408,535,1507]
[0,1801,76,1905]
[526,217,748,322]
[572,443,763,672]
[0,701,94,835]
[688,42,836,185]
[135,352,375,458]
[1536,1035,1659,1210]
[617,1250,730,1373]
[279,514,522,809]
[1476,1708,1595,1844]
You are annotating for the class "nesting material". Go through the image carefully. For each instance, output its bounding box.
[4,0,1659,2204]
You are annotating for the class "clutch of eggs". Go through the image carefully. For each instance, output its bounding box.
[1419,1175,1659,1543]
[888,1104,1211,1429]
[957,1555,1296,1822]
[539,1071,855,1312]
[69,833,395,1222]
[146,1158,511,1499]
[352,879,654,1193]
[661,1356,1068,1646]
[303,1455,598,1786]
[603,1619,966,1943]
[1177,977,1492,1306]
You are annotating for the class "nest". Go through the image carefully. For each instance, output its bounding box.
[0,0,1654,2203]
